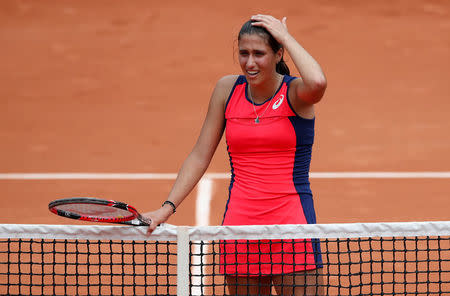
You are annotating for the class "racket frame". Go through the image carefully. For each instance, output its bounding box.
[48,197,150,226]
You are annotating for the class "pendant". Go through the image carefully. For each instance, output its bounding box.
[255,117,260,124]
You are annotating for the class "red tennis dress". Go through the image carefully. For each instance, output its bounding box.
[220,75,322,276]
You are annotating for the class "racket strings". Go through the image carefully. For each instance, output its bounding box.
[54,204,133,219]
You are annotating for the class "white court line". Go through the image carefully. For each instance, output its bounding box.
[1,172,450,179]
[310,172,450,178]
[195,178,213,227]
[0,173,179,180]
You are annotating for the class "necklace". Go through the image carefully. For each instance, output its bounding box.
[248,76,282,124]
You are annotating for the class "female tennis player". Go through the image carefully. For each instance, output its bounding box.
[145,14,326,295]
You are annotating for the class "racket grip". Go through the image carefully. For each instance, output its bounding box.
[139,216,152,226]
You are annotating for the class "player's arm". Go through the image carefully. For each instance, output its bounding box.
[145,75,237,233]
[251,15,326,116]
[282,32,327,106]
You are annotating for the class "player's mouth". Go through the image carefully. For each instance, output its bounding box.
[246,70,259,78]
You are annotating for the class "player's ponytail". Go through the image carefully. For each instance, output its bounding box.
[238,20,291,76]
[276,58,290,76]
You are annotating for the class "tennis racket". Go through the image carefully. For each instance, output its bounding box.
[48,197,151,226]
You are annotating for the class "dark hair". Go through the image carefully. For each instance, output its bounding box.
[238,20,290,75]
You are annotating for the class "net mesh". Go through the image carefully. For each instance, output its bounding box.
[0,222,449,296]
[1,238,177,295]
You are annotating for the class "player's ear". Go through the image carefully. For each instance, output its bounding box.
[276,48,284,64]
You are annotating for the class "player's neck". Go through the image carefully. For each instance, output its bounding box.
[248,74,282,103]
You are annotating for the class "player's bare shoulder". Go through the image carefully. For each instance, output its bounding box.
[212,75,239,107]
[216,75,239,94]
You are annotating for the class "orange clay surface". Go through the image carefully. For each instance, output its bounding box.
[0,0,449,225]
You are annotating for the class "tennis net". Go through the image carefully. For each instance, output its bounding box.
[0,221,449,295]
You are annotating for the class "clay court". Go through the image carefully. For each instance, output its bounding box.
[1,0,449,226]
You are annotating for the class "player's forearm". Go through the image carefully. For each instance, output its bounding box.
[164,150,211,209]
[283,34,327,98]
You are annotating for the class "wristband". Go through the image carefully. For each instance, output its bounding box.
[162,200,176,213]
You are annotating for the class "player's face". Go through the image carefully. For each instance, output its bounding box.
[238,34,279,85]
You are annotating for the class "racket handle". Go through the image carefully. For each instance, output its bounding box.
[124,217,150,226]
[139,215,152,226]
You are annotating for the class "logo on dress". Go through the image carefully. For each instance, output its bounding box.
[272,95,284,110]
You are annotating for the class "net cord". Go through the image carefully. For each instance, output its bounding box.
[0,221,449,241]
